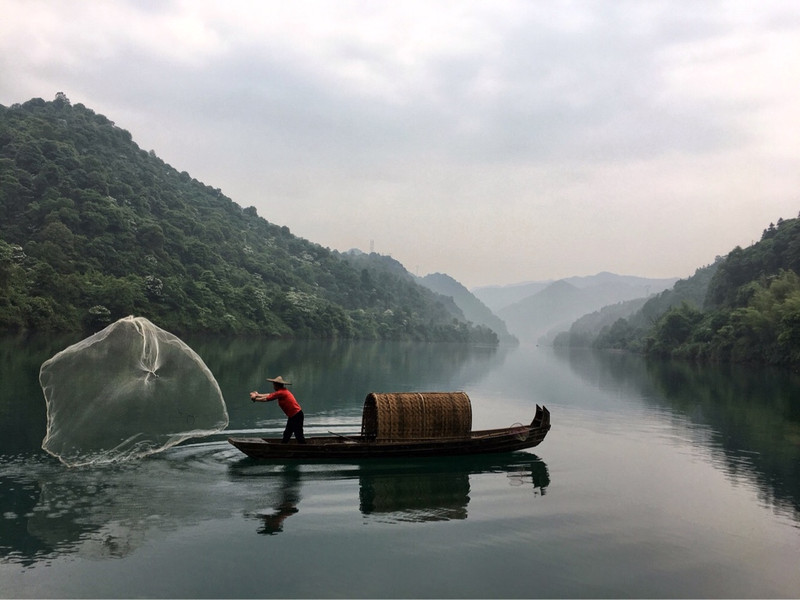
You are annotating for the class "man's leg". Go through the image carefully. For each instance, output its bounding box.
[294,411,306,444]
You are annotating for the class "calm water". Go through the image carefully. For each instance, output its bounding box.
[1,334,799,598]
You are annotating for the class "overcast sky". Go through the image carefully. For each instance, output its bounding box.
[2,1,799,288]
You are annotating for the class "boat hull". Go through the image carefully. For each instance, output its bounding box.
[228,406,550,461]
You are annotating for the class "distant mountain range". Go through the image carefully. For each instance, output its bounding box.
[473,273,678,343]
[416,273,517,343]
[0,95,687,347]
[470,281,551,314]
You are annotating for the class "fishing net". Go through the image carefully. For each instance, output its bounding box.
[40,316,229,467]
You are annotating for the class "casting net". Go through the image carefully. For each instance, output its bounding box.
[40,316,229,467]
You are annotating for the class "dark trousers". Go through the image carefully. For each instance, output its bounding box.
[282,410,306,443]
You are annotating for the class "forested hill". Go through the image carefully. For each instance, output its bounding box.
[588,216,800,366]
[0,95,498,343]
[417,272,517,343]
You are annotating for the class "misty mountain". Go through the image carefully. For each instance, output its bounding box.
[471,281,551,313]
[562,272,678,292]
[474,272,677,314]
[580,261,720,351]
[497,275,678,343]
[588,216,800,366]
[0,95,500,343]
[553,296,652,348]
[416,273,517,343]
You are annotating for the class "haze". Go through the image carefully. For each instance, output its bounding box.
[2,0,799,288]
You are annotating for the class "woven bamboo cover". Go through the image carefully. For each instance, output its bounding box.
[359,470,470,521]
[361,392,473,441]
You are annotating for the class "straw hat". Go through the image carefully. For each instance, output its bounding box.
[266,375,292,385]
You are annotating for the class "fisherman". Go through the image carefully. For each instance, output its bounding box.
[250,376,306,444]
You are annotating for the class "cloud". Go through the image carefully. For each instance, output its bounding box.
[1,0,799,287]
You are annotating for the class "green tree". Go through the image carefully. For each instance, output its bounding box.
[0,96,501,342]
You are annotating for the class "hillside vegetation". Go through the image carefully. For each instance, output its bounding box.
[0,95,498,343]
[571,217,800,366]
[417,272,516,343]
[556,262,719,350]
[495,273,677,343]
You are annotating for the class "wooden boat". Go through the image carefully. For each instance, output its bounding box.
[228,392,551,460]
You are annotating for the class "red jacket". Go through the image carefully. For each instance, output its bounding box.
[265,388,302,418]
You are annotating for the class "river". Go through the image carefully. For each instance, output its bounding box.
[1,334,798,598]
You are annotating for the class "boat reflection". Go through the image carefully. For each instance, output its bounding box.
[0,449,550,564]
[358,454,549,524]
[359,465,470,522]
[230,453,550,534]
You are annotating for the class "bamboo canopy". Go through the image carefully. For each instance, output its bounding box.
[361,392,473,441]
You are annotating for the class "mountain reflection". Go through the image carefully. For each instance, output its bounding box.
[185,337,510,425]
[0,334,511,461]
[0,446,238,566]
[554,346,800,523]
[0,475,48,565]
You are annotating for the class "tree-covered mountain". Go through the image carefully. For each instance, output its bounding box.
[417,272,517,343]
[0,94,498,343]
[581,216,800,366]
[552,296,651,348]
[559,262,720,351]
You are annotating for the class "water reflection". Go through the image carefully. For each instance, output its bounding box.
[645,358,800,523]
[553,347,800,523]
[0,333,520,564]
[0,474,47,565]
[359,454,549,524]
[185,336,510,429]
[0,333,84,456]
[0,334,511,458]
[359,465,470,522]
[187,337,509,401]
[230,453,549,533]
[254,466,302,535]
[0,445,239,566]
